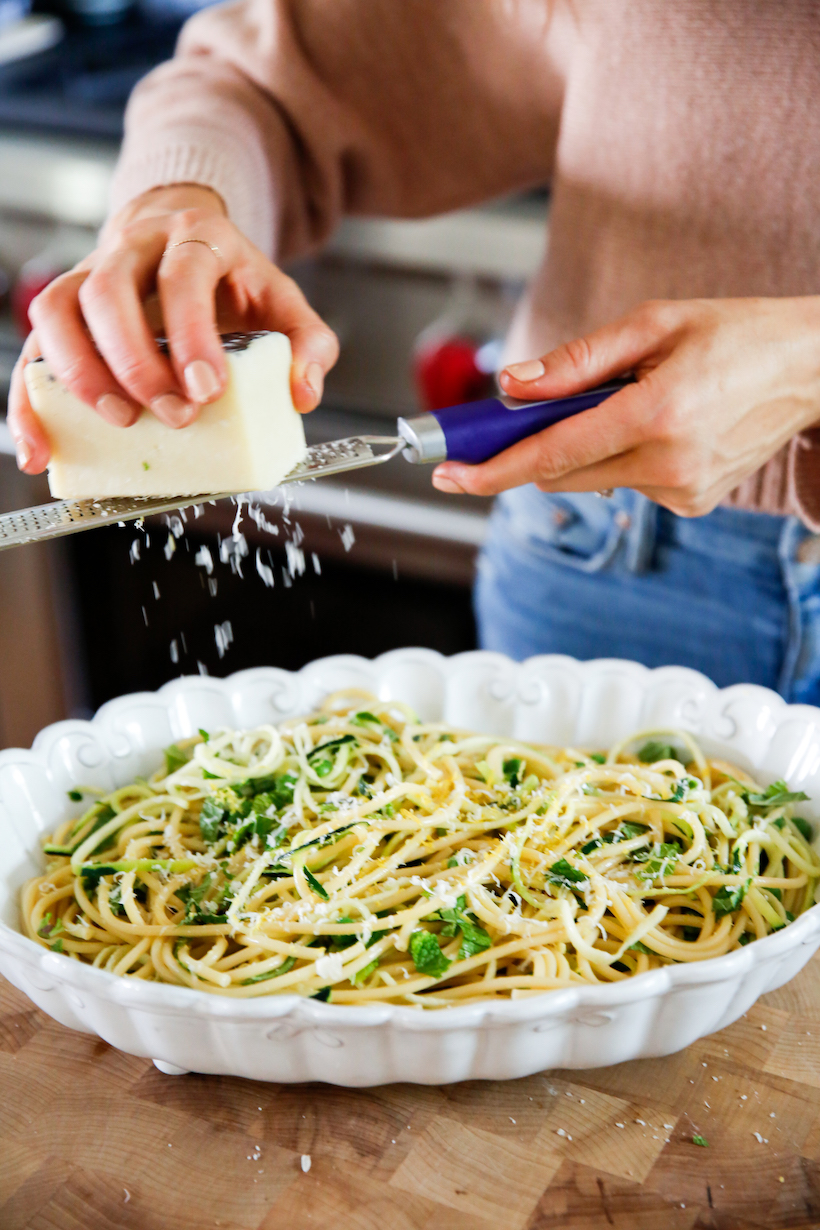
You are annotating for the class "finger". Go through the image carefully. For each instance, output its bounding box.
[431,378,662,496]
[78,236,196,428]
[28,269,142,428]
[498,301,679,401]
[242,263,339,412]
[157,236,234,405]
[7,333,49,473]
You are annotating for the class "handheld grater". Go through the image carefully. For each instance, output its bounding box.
[0,380,630,550]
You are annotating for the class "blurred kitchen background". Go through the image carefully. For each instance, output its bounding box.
[0,0,549,748]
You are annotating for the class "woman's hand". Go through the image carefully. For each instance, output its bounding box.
[9,183,339,474]
[432,297,820,516]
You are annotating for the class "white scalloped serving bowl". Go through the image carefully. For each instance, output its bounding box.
[1,649,820,1087]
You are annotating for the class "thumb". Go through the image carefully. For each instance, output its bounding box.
[499,303,671,401]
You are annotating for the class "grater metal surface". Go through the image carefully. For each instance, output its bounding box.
[0,435,404,551]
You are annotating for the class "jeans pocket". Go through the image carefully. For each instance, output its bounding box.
[493,487,629,574]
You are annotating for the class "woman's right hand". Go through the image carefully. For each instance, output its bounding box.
[8,182,340,474]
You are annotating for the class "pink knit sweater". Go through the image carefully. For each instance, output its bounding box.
[110,0,820,529]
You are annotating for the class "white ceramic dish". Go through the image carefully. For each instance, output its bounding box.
[1,649,819,1086]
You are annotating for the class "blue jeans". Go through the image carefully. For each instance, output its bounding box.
[474,486,820,704]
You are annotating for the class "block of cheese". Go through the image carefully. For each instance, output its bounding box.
[24,331,307,499]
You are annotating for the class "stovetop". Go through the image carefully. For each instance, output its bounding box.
[0,12,182,138]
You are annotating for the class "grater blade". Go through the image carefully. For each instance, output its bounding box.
[0,435,404,551]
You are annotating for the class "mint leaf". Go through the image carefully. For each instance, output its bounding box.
[793,816,813,841]
[503,757,523,788]
[745,780,809,809]
[547,858,589,889]
[712,878,752,917]
[163,742,191,775]
[638,741,679,764]
[409,929,451,978]
[633,841,682,882]
[590,753,606,764]
[692,1134,709,1147]
[199,797,225,843]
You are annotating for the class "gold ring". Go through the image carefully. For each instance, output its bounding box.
[164,238,223,262]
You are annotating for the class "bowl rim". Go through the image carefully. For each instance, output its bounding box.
[3,649,819,1030]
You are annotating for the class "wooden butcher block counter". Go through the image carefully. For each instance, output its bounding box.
[2,956,820,1230]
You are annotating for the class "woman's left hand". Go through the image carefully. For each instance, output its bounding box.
[432,297,820,516]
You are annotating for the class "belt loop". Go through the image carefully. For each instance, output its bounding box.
[623,493,658,574]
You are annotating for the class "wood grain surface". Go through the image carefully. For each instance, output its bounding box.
[2,956,820,1230]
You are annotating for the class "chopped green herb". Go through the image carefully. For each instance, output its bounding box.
[199,797,225,843]
[409,929,452,978]
[638,741,679,764]
[67,789,84,802]
[692,1134,709,1147]
[793,817,813,842]
[503,757,523,788]
[352,957,379,985]
[547,858,589,890]
[738,932,753,945]
[311,987,331,1001]
[50,938,64,953]
[633,841,682,882]
[682,926,701,942]
[745,780,809,809]
[142,461,150,471]
[447,856,459,868]
[590,753,607,764]
[304,867,329,900]
[629,940,654,955]
[618,822,651,840]
[712,877,752,917]
[429,895,492,959]
[163,742,191,775]
[37,913,65,940]
[242,956,296,984]
[198,728,209,741]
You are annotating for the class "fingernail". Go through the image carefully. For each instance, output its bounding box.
[503,359,545,382]
[305,362,324,402]
[15,439,31,470]
[184,360,221,403]
[96,393,136,427]
[151,393,195,428]
[432,470,465,494]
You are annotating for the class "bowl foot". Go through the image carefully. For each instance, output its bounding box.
[153,1059,190,1076]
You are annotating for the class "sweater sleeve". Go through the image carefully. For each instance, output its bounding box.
[109,0,567,258]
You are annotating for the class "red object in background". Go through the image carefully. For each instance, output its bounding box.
[413,335,495,411]
[12,260,64,338]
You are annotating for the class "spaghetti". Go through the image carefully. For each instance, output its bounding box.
[21,691,820,1006]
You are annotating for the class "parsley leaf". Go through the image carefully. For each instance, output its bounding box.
[692,1134,709,1147]
[67,789,84,802]
[409,929,452,978]
[590,753,607,764]
[427,895,492,959]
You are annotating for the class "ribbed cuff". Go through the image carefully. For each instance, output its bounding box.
[108,127,277,255]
